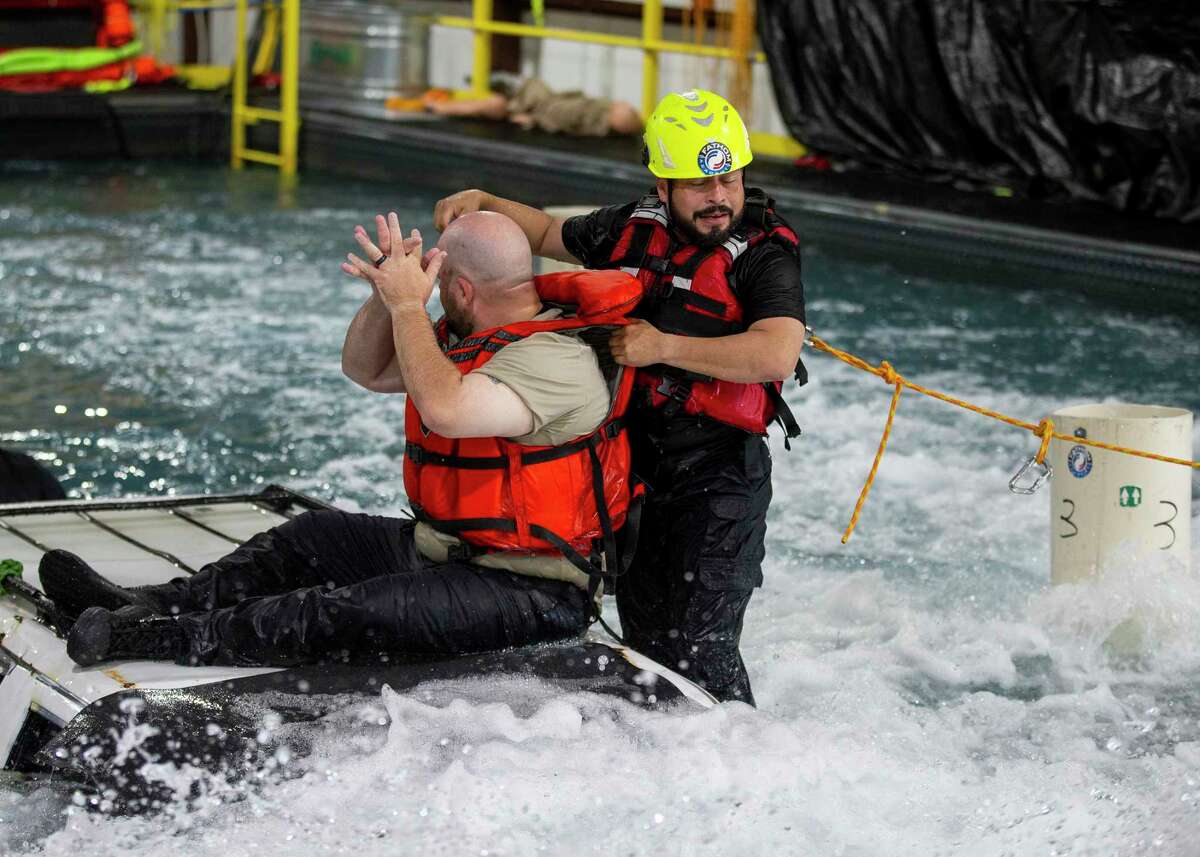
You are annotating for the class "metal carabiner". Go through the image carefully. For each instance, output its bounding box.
[1009,456,1053,495]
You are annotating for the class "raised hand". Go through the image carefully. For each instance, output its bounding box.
[344,212,447,312]
[343,215,439,282]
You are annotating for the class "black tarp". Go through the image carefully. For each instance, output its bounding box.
[759,0,1200,221]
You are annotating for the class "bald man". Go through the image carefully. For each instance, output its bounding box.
[44,211,615,668]
[341,210,607,445]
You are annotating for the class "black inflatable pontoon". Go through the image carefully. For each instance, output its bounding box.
[0,486,712,808]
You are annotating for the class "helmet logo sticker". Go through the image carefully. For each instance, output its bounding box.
[698,141,733,175]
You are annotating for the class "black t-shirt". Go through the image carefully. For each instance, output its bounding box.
[561,193,806,326]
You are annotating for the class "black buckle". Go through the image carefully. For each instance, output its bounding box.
[656,378,690,403]
[645,257,673,275]
[405,444,425,464]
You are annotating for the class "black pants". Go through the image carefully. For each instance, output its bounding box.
[616,432,771,705]
[157,511,589,666]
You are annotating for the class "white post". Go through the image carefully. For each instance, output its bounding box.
[1050,403,1192,583]
[1049,403,1193,651]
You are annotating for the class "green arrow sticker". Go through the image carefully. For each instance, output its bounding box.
[1119,485,1143,508]
[0,558,24,596]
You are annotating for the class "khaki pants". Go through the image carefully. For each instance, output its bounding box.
[509,78,613,136]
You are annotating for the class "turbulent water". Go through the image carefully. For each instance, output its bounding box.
[2,161,1199,856]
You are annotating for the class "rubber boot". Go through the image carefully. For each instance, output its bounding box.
[38,549,190,624]
[67,605,188,666]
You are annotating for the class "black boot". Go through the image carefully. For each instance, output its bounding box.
[67,605,188,666]
[38,549,188,623]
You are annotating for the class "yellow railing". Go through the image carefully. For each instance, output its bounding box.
[131,0,298,175]
[434,0,806,158]
[231,0,299,176]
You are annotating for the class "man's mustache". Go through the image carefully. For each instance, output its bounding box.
[694,206,734,220]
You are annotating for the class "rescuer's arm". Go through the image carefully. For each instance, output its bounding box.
[433,189,577,264]
[610,316,805,383]
[344,212,537,439]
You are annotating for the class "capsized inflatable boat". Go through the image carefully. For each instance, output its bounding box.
[0,486,712,807]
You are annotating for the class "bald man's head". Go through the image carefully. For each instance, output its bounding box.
[438,212,534,295]
[436,212,537,336]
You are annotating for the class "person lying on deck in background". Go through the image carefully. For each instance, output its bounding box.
[424,75,643,137]
[41,211,642,667]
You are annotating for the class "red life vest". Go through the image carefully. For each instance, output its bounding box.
[403,269,642,586]
[604,189,803,438]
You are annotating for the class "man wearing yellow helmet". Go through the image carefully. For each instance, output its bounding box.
[433,89,806,705]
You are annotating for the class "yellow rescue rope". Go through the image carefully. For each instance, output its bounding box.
[807,334,1200,544]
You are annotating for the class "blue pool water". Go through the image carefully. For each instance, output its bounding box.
[2,161,1199,855]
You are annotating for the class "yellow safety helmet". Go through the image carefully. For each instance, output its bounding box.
[642,89,753,179]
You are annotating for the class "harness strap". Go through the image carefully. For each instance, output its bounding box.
[417,504,614,619]
[607,221,662,273]
[661,284,729,315]
[586,436,619,580]
[406,445,506,469]
[764,384,803,451]
[618,488,644,577]
[526,524,611,627]
[442,321,548,365]
[520,419,625,464]
[743,193,769,230]
[654,376,694,422]
[666,245,717,281]
[407,419,625,470]
[794,356,809,388]
[418,516,518,535]
[651,296,739,337]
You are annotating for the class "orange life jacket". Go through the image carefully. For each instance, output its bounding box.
[97,0,134,47]
[604,188,804,441]
[403,269,643,589]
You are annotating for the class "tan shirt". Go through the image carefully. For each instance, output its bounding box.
[416,309,612,590]
[471,309,610,446]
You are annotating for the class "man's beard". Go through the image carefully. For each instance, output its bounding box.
[444,296,473,339]
[668,198,743,247]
